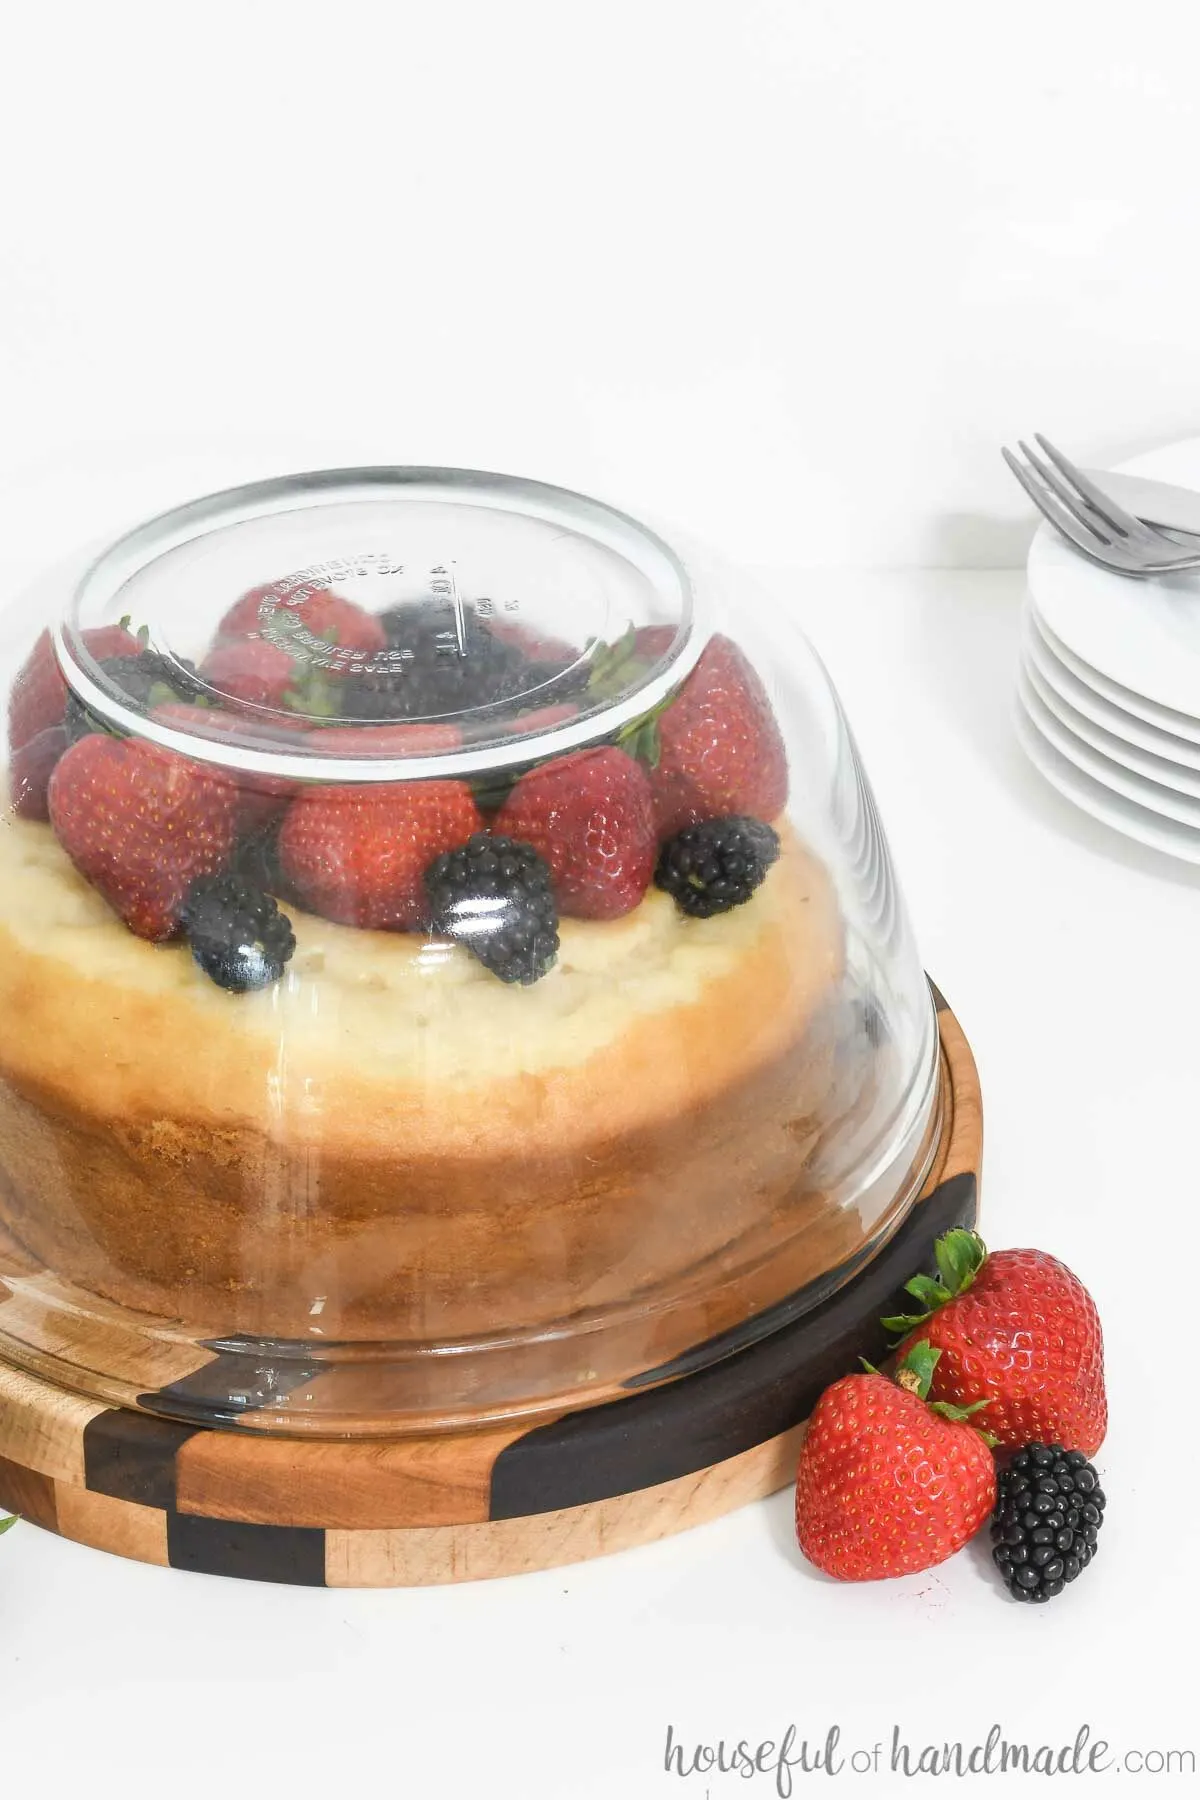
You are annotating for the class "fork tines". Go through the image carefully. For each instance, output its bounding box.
[1002,435,1200,576]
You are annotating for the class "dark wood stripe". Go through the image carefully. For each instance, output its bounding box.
[138,1337,324,1425]
[165,1512,327,1585]
[83,1411,198,1507]
[0,1452,57,1531]
[489,1171,976,1519]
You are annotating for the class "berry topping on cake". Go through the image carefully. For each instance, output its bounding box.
[181,872,297,992]
[218,584,387,657]
[495,746,656,920]
[7,624,140,819]
[655,816,780,917]
[47,736,238,941]
[339,603,575,723]
[232,817,290,902]
[424,832,559,985]
[885,1232,1107,1457]
[153,703,306,836]
[201,637,298,712]
[63,650,207,745]
[486,618,580,671]
[795,1341,997,1582]
[278,779,482,930]
[649,634,788,835]
[990,1445,1106,1603]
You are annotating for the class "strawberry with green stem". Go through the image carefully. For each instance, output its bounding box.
[208,585,389,723]
[795,1339,997,1581]
[217,584,387,658]
[648,635,788,834]
[585,631,788,831]
[885,1229,1107,1457]
[201,637,298,712]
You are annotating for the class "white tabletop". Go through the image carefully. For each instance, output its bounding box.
[3,570,1196,1797]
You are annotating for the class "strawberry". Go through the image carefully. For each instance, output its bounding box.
[306,723,464,756]
[201,637,297,711]
[633,624,677,662]
[795,1341,997,1581]
[218,584,386,656]
[488,619,579,668]
[887,1231,1107,1457]
[154,703,306,837]
[48,735,238,940]
[279,780,481,929]
[7,625,140,820]
[495,746,655,920]
[649,634,787,836]
[503,703,580,736]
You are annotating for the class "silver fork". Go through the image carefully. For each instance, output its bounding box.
[1002,435,1200,576]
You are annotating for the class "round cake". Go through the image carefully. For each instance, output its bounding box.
[0,802,865,1360]
[0,467,942,1427]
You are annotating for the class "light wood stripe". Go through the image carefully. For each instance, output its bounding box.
[935,1005,983,1189]
[0,1358,106,1485]
[325,1425,806,1586]
[175,1418,535,1529]
[54,1485,170,1567]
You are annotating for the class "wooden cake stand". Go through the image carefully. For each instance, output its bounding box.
[0,987,980,1587]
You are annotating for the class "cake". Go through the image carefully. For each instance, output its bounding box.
[0,503,930,1423]
[0,800,867,1355]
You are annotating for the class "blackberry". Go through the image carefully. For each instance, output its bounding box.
[654,816,781,918]
[65,652,205,743]
[234,820,289,901]
[367,604,532,718]
[990,1444,1106,1603]
[424,833,559,985]
[337,603,580,724]
[181,872,296,993]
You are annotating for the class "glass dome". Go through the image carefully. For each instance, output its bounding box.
[0,468,939,1433]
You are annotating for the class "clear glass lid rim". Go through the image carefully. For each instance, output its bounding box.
[53,464,708,783]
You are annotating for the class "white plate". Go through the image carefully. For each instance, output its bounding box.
[1021,648,1200,802]
[1017,667,1200,830]
[1022,611,1200,779]
[1014,697,1200,867]
[1028,595,1200,746]
[1027,435,1200,724]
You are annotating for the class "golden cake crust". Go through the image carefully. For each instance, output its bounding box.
[0,806,867,1353]
[0,810,840,1156]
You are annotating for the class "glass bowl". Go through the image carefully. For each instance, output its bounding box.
[0,467,940,1433]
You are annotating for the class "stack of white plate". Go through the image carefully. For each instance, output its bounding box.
[1016,443,1200,866]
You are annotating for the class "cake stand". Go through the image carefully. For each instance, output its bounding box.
[0,987,980,1587]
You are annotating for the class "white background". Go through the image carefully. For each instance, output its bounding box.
[6,0,1200,573]
[3,5,1200,1797]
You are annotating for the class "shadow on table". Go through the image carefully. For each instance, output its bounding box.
[913,579,1200,893]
